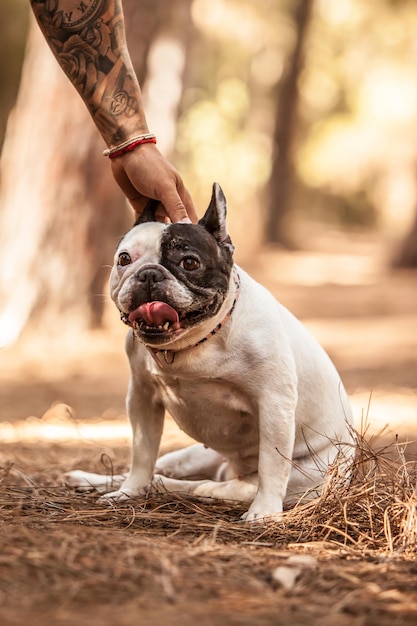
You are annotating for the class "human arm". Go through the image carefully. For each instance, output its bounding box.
[29,0,197,222]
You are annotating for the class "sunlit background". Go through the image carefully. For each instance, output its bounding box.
[0,0,416,448]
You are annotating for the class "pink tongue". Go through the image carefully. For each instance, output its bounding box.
[129,301,180,327]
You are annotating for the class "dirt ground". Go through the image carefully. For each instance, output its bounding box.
[1,227,417,625]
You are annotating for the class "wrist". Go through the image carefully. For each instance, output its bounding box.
[98,96,149,147]
[103,120,149,148]
[103,133,157,159]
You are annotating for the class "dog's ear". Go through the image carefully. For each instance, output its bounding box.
[199,183,235,254]
[133,199,160,227]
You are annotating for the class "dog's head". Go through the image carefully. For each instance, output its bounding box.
[110,183,235,347]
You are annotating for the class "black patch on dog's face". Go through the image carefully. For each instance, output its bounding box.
[160,223,233,298]
[157,182,235,297]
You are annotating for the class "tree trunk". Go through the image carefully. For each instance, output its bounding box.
[124,0,164,85]
[142,0,194,158]
[265,0,314,247]
[0,1,164,347]
[392,208,417,268]
[0,20,126,347]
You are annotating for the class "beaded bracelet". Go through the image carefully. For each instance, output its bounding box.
[103,133,157,159]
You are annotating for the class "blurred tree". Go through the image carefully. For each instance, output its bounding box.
[296,0,417,239]
[0,0,194,347]
[0,19,125,347]
[174,0,288,253]
[0,0,29,149]
[265,0,314,247]
[393,209,417,268]
[142,0,195,157]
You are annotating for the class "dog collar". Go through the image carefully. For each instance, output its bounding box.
[143,267,241,366]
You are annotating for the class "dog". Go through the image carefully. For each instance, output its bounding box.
[66,183,353,521]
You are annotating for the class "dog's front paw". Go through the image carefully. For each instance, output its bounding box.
[99,490,132,503]
[241,497,283,523]
[99,484,148,503]
[241,510,283,524]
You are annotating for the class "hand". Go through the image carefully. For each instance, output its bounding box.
[110,143,198,223]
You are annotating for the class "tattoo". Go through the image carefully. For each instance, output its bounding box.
[110,91,128,115]
[30,0,146,144]
[47,0,104,31]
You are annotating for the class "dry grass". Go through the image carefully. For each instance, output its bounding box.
[1,428,416,553]
[1,430,417,626]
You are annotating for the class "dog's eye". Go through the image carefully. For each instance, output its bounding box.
[118,252,132,267]
[180,256,200,271]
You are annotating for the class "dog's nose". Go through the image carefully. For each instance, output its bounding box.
[135,267,165,285]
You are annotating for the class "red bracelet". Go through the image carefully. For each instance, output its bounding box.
[103,133,157,159]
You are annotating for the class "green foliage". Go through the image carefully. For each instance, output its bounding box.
[175,0,417,233]
[175,0,296,238]
[297,0,417,231]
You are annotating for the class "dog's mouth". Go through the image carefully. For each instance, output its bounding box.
[122,300,216,339]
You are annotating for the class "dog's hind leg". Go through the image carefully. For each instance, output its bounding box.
[156,443,227,480]
[151,473,258,504]
[64,470,126,494]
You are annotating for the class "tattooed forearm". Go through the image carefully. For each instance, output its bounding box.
[30,0,148,145]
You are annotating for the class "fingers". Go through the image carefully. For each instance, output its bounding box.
[110,145,197,223]
[129,188,195,224]
[158,174,198,223]
[178,185,199,224]
[158,187,196,224]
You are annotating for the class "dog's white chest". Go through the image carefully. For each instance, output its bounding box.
[154,373,259,453]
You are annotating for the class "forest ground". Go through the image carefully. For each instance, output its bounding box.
[1,225,417,625]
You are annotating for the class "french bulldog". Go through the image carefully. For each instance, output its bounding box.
[66,183,353,521]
